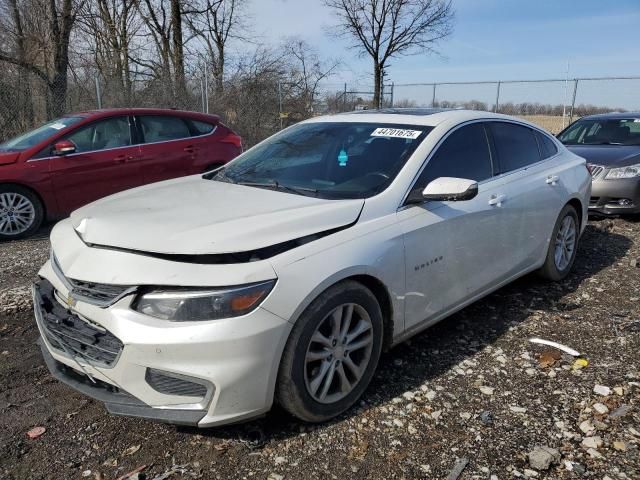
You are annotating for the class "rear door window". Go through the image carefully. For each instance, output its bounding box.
[139,116,191,143]
[490,122,541,174]
[414,122,494,189]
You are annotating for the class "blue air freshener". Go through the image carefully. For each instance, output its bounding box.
[338,148,348,167]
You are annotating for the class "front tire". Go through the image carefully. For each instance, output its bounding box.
[538,204,579,281]
[276,280,384,422]
[0,185,44,241]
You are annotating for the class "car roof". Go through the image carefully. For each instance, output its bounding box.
[578,111,640,120]
[307,108,537,128]
[343,107,451,116]
[65,108,220,123]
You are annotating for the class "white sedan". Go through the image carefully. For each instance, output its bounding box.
[33,109,590,427]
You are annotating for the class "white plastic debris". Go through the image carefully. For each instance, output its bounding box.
[528,338,581,357]
[593,385,611,396]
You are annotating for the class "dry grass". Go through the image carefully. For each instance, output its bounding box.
[516,115,578,134]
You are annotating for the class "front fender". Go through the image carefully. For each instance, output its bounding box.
[264,217,406,338]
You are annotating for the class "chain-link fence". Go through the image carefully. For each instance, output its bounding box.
[391,76,640,133]
[2,74,639,146]
[0,69,208,143]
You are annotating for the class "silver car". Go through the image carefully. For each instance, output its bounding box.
[558,113,640,215]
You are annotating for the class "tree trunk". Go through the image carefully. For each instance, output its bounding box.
[9,0,34,127]
[214,43,224,95]
[170,0,186,104]
[48,72,68,118]
[48,0,73,118]
[373,62,382,109]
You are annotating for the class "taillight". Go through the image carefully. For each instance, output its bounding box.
[585,163,595,174]
[219,131,242,150]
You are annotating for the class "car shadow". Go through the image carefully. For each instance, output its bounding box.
[181,221,631,443]
[0,222,53,243]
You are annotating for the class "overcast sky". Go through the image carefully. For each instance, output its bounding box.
[245,0,640,107]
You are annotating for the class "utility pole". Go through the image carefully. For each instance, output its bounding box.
[278,81,283,129]
[95,77,102,109]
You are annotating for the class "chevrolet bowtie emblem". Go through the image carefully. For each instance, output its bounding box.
[66,293,77,308]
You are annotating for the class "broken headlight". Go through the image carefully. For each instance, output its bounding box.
[132,280,276,321]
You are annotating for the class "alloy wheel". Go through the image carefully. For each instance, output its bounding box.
[0,192,35,236]
[554,215,576,271]
[304,303,374,404]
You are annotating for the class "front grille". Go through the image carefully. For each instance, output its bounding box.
[67,278,134,307]
[589,165,604,179]
[34,280,124,367]
[52,253,135,307]
[145,369,208,398]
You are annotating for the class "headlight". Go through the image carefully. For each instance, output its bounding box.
[605,164,640,179]
[132,280,276,321]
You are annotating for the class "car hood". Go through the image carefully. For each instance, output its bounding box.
[70,176,364,255]
[566,145,640,167]
[0,151,20,165]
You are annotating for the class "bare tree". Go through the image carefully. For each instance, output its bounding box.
[170,0,187,98]
[0,0,84,117]
[324,0,454,107]
[77,0,141,104]
[223,47,287,145]
[136,0,188,103]
[185,0,249,95]
[0,0,34,125]
[282,38,339,118]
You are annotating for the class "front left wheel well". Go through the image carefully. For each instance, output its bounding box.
[348,274,394,351]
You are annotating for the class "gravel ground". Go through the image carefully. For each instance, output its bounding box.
[0,218,639,480]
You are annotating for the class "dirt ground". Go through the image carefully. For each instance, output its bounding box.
[0,217,639,480]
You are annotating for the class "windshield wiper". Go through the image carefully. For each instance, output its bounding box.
[205,168,236,183]
[236,180,318,196]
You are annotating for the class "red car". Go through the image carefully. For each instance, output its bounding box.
[0,108,242,239]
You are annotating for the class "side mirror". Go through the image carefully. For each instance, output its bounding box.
[421,177,478,202]
[53,139,76,156]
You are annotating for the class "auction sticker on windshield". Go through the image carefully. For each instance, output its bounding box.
[371,127,422,139]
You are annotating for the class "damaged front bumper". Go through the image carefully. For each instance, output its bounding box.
[33,279,210,425]
[33,259,292,427]
[37,339,208,425]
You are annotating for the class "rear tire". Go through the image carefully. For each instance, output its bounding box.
[0,185,44,241]
[276,280,383,422]
[538,204,579,281]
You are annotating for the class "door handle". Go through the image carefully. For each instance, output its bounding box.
[184,145,196,154]
[488,194,506,207]
[114,154,137,163]
[546,175,559,185]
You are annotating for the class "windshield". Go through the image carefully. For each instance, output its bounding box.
[0,116,83,152]
[558,118,640,146]
[210,122,432,199]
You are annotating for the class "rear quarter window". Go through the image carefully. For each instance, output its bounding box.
[490,122,541,173]
[535,131,558,159]
[189,119,216,136]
